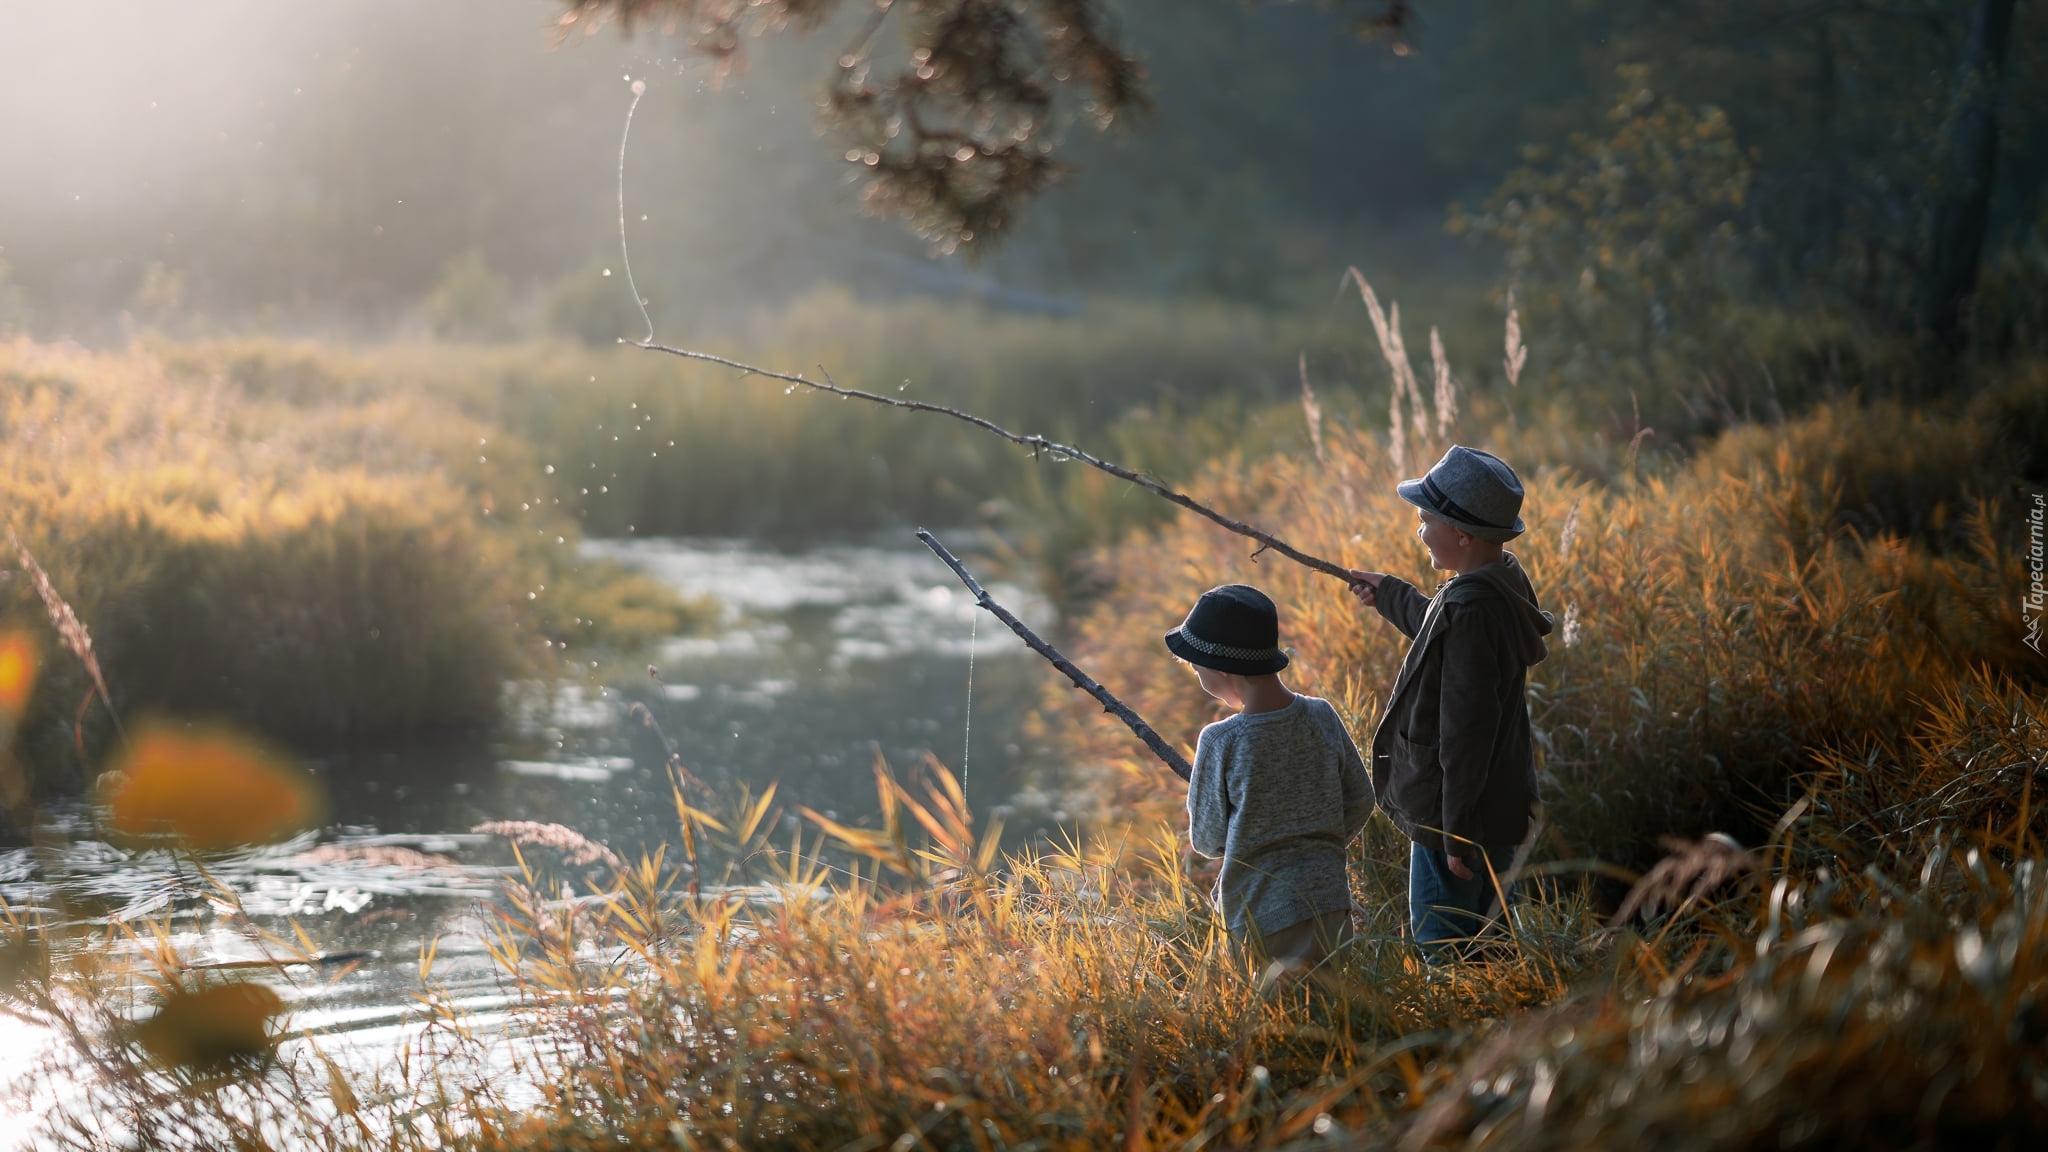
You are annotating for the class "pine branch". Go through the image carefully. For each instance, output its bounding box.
[916,529,1192,782]
[632,339,1354,581]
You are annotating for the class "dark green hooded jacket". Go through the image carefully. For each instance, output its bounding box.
[1368,552,1553,860]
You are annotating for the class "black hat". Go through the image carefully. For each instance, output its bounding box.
[1163,584,1289,676]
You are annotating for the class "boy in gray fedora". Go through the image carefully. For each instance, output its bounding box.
[1165,584,1375,976]
[1348,446,1553,957]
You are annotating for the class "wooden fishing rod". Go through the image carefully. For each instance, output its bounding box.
[917,529,1193,782]
[631,339,1355,582]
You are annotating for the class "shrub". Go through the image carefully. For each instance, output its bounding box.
[422,250,516,342]
[0,341,700,798]
[3,470,521,775]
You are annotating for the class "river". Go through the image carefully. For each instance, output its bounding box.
[0,534,1072,1145]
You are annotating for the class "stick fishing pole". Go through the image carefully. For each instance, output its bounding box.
[916,529,1193,782]
[608,81,1350,585]
[628,340,1355,583]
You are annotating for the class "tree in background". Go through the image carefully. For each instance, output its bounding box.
[1920,0,2021,351]
[1450,67,1760,433]
[423,250,516,341]
[558,0,2041,357]
[1577,0,2046,359]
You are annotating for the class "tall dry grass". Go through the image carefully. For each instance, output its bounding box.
[12,698,2048,1151]
[1038,388,2037,869]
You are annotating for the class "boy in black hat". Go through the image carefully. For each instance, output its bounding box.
[1166,584,1374,975]
[1347,445,1554,958]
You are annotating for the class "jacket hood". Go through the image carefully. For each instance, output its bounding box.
[1445,551,1553,666]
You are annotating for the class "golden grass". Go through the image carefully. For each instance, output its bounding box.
[11,700,2046,1151]
[98,724,321,852]
[1038,394,2037,869]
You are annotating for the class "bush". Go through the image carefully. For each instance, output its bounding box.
[0,341,701,798]
[3,470,521,780]
[422,250,515,342]
[544,262,642,347]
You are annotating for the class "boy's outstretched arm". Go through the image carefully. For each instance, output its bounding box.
[1351,569,1429,639]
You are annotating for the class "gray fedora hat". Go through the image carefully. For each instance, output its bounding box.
[1396,445,1526,542]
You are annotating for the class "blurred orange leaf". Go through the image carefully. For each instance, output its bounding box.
[99,724,323,851]
[134,981,283,1069]
[0,631,39,719]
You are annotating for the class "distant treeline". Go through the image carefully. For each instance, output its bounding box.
[4,2,2042,343]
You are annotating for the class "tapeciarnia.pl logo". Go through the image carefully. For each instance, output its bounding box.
[2027,492,2045,656]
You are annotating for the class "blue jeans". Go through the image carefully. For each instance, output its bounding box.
[1408,842,1516,957]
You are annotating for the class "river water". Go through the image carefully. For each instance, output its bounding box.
[0,534,1072,1145]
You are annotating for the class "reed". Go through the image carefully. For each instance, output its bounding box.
[1036,378,2040,870]
[14,710,2046,1151]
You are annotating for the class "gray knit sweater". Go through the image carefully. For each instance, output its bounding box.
[1186,694,1375,939]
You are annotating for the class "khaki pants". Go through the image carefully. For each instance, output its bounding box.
[1248,910,1354,977]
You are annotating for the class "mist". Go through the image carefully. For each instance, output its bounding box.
[0,0,1536,341]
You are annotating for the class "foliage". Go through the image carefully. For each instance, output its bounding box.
[544,262,640,347]
[98,724,322,852]
[1452,66,1762,436]
[557,0,1147,253]
[1976,201,2048,360]
[0,340,705,796]
[455,290,1337,550]
[0,261,30,338]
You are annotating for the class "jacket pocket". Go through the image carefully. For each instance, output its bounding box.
[1386,732,1442,827]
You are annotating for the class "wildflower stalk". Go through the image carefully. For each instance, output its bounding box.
[7,527,124,746]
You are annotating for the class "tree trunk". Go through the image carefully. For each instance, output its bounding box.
[1917,0,2019,353]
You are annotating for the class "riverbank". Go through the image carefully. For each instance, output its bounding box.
[10,693,2045,1150]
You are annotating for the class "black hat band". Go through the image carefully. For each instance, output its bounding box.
[1421,475,1512,532]
[1176,629,1283,664]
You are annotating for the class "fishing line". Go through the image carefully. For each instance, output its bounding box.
[960,608,976,790]
[618,78,655,345]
